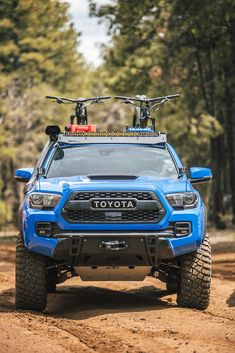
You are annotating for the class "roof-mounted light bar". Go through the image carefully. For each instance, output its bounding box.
[57,131,167,145]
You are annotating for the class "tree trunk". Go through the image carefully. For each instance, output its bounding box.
[224,18,235,224]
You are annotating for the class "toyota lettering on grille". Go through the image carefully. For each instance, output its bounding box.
[90,198,137,210]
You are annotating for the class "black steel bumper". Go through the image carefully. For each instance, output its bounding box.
[52,231,175,267]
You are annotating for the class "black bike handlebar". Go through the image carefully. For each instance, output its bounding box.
[148,94,180,102]
[115,94,180,103]
[46,95,61,100]
[46,95,111,103]
[46,95,179,104]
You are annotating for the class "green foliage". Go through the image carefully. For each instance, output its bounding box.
[91,0,235,225]
[0,0,234,228]
[0,0,85,91]
[0,0,87,229]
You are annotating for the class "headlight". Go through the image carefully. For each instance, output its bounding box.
[28,193,61,209]
[166,192,198,209]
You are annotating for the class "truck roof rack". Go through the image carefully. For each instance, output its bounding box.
[57,131,167,145]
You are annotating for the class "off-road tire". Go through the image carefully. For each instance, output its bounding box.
[166,280,178,293]
[46,268,58,293]
[15,235,47,311]
[177,234,211,310]
[132,107,141,127]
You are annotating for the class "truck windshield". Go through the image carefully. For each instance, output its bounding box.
[46,144,178,179]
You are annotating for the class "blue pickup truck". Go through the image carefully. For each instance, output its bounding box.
[15,95,212,312]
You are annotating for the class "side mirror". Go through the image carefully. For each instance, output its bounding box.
[189,167,212,184]
[15,168,34,183]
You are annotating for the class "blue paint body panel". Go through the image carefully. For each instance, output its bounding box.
[19,141,210,260]
[189,167,212,180]
[15,168,33,181]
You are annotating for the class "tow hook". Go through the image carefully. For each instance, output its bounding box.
[57,267,78,284]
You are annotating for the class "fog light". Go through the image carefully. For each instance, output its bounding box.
[36,222,52,237]
[174,222,191,237]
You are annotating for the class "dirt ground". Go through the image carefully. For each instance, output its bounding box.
[0,237,234,353]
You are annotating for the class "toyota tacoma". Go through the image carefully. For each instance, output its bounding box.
[15,95,212,311]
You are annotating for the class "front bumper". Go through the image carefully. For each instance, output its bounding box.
[21,202,205,264]
[52,233,174,267]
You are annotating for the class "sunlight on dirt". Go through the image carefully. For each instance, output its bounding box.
[0,240,234,353]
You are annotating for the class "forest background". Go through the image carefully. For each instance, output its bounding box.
[0,0,234,230]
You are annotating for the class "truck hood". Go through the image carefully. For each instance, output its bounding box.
[35,175,191,195]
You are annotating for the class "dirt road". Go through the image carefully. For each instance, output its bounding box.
[0,239,234,353]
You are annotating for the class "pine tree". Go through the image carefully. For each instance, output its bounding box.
[0,0,86,228]
[91,0,235,226]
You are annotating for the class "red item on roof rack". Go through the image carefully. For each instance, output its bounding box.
[66,124,96,133]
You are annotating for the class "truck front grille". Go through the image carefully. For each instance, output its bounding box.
[64,209,160,223]
[62,191,165,224]
[73,191,153,201]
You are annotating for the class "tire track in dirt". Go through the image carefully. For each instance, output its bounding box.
[0,243,234,353]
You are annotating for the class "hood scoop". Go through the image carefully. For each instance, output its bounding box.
[87,174,138,180]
